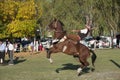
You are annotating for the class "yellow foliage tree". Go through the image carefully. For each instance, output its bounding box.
[16,0,41,20]
[6,20,36,38]
[0,0,18,23]
[0,0,42,38]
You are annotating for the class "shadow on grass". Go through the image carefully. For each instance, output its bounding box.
[110,59,120,68]
[0,57,26,66]
[14,57,27,64]
[55,63,91,74]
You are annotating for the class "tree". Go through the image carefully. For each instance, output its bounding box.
[0,0,42,38]
[38,0,120,37]
[95,0,120,48]
[6,20,36,38]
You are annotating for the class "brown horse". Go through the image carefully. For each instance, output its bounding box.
[46,38,97,76]
[46,19,96,75]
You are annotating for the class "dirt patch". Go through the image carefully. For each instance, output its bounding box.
[80,71,120,80]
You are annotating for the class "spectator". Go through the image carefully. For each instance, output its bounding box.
[5,39,9,54]
[29,41,34,54]
[116,34,120,48]
[39,43,43,51]
[7,41,14,65]
[0,40,6,64]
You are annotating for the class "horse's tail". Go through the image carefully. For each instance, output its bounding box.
[89,49,97,67]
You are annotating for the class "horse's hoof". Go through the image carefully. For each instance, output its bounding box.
[78,73,82,76]
[55,69,59,73]
[50,62,53,64]
[48,58,53,64]
[91,68,95,72]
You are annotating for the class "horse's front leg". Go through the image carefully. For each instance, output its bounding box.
[46,49,53,64]
[46,47,60,64]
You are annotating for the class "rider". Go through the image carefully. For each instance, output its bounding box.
[72,24,91,41]
[59,24,92,44]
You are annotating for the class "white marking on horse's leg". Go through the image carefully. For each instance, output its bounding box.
[76,52,79,55]
[77,67,82,73]
[50,45,53,48]
[59,36,67,42]
[0,59,3,63]
[48,58,53,64]
[62,46,67,52]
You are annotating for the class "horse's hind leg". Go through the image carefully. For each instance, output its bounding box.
[77,57,84,76]
[77,57,89,76]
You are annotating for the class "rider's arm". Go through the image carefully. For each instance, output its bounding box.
[71,30,80,33]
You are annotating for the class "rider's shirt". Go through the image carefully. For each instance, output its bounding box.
[80,28,88,34]
[78,28,89,40]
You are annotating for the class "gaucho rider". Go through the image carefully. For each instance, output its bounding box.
[59,24,92,43]
[72,24,91,41]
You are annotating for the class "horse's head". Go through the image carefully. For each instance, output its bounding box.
[47,18,64,31]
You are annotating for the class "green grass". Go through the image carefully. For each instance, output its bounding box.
[0,49,120,80]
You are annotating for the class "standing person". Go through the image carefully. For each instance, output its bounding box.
[7,41,14,65]
[29,41,34,54]
[116,34,120,48]
[39,42,43,51]
[5,39,9,54]
[0,40,6,64]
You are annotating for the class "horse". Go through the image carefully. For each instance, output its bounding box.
[46,19,96,75]
[46,38,97,76]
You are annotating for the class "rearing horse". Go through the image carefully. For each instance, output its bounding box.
[46,19,97,76]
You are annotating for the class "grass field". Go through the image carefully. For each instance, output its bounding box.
[0,49,120,80]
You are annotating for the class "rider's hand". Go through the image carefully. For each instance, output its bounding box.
[72,30,76,32]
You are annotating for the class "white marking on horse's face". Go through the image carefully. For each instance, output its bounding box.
[48,58,53,64]
[77,67,82,73]
[62,46,67,52]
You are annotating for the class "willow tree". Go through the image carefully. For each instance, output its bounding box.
[38,0,120,37]
[97,0,120,36]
